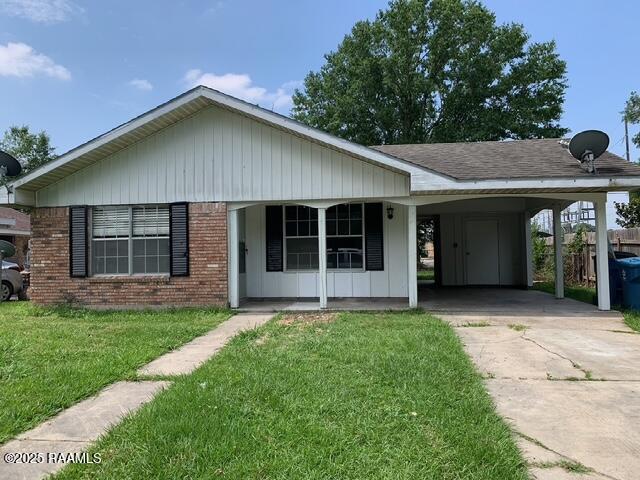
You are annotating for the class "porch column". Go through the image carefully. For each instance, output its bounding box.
[552,205,564,299]
[318,207,327,309]
[594,199,611,311]
[228,208,239,308]
[407,205,418,308]
[524,210,533,288]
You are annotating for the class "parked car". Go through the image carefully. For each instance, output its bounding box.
[1,262,24,301]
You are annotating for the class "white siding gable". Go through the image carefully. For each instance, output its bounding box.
[37,106,409,207]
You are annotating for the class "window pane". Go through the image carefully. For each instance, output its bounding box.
[350,219,362,235]
[118,257,128,273]
[327,206,336,220]
[338,252,350,269]
[93,240,105,257]
[285,206,297,221]
[351,253,363,269]
[310,208,318,220]
[117,239,128,256]
[338,204,349,219]
[287,253,298,270]
[350,204,362,219]
[285,221,297,237]
[133,206,169,236]
[310,220,318,236]
[298,221,309,236]
[158,256,169,273]
[300,206,311,220]
[133,256,145,274]
[133,239,145,256]
[105,257,117,274]
[146,256,158,273]
[158,239,169,256]
[92,206,129,238]
[327,253,337,269]
[338,220,350,236]
[326,220,336,236]
[105,240,118,257]
[146,239,158,255]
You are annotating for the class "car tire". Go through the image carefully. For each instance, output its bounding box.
[1,281,12,302]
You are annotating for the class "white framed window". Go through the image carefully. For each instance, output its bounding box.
[284,205,318,270]
[326,203,363,270]
[91,205,169,275]
[282,204,364,271]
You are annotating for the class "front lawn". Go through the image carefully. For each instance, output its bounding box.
[0,303,231,444]
[58,311,528,480]
[533,281,640,332]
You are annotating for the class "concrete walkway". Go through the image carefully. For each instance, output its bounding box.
[138,313,273,376]
[0,313,273,480]
[434,288,640,480]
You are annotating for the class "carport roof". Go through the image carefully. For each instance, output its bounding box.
[371,139,640,181]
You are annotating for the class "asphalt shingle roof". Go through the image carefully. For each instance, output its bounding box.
[371,139,640,181]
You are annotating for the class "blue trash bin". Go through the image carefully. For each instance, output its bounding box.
[593,256,624,306]
[619,257,640,310]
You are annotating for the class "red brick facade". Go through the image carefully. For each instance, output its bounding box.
[30,203,228,307]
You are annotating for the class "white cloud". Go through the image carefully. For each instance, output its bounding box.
[0,0,83,24]
[128,78,153,91]
[183,69,301,112]
[0,42,71,80]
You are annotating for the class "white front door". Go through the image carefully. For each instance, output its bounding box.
[464,219,500,285]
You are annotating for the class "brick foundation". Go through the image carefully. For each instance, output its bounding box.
[30,203,228,308]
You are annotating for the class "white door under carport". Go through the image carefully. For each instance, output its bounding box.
[464,218,500,285]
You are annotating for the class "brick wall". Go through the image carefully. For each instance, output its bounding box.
[30,203,228,308]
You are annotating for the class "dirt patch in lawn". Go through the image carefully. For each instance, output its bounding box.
[278,312,338,327]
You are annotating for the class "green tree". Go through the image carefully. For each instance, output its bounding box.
[0,125,56,175]
[292,0,568,145]
[614,92,640,227]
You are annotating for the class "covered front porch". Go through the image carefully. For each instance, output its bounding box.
[227,192,613,311]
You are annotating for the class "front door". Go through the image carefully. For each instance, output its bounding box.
[464,219,500,285]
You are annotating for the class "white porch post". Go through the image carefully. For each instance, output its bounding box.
[595,199,611,311]
[407,205,418,308]
[524,210,533,288]
[228,208,239,308]
[552,205,564,299]
[318,207,327,309]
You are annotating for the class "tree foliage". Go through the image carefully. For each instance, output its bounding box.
[615,196,640,229]
[293,0,568,145]
[0,125,56,175]
[624,91,640,153]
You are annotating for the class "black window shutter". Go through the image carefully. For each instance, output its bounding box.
[69,206,88,277]
[365,203,384,271]
[265,205,283,272]
[170,203,189,276]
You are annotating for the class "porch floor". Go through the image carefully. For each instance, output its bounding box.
[239,287,613,316]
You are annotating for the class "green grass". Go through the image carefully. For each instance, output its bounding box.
[533,281,640,333]
[533,281,596,305]
[417,269,435,281]
[0,303,231,444]
[57,311,528,480]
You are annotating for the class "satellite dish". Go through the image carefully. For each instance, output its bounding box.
[0,240,15,258]
[0,151,22,177]
[567,130,609,174]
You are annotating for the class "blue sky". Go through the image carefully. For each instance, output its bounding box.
[0,0,638,164]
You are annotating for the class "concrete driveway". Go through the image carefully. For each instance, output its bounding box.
[425,288,640,480]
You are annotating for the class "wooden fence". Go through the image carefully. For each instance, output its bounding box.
[544,228,640,286]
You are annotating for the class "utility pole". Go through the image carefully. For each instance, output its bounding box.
[625,117,631,162]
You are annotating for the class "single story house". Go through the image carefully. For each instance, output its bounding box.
[3,86,640,310]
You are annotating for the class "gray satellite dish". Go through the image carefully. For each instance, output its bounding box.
[0,151,22,177]
[568,130,609,174]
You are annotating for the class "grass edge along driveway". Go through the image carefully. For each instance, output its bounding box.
[533,281,640,332]
[57,311,528,480]
[0,303,231,444]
